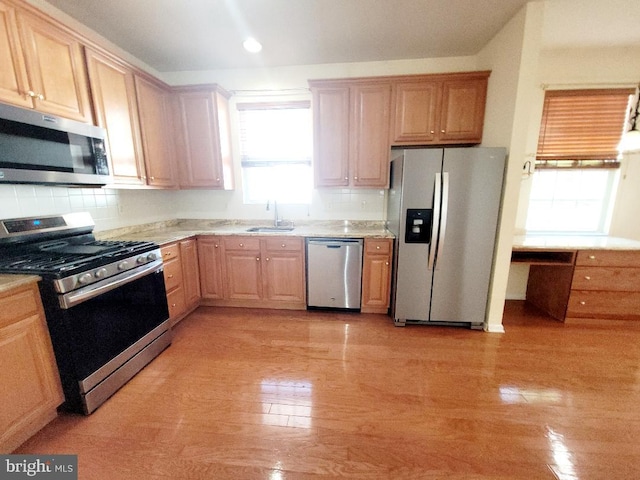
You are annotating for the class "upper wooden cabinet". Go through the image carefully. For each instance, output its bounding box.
[0,1,92,122]
[310,79,391,188]
[174,85,234,189]
[134,75,178,188]
[85,48,146,185]
[390,72,490,145]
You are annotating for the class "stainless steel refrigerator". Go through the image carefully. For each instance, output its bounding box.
[387,147,506,328]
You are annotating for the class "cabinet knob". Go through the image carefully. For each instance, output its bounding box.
[344,177,348,180]
[354,176,358,180]
[256,257,260,261]
[579,301,586,305]
[150,176,155,180]
[216,177,220,182]
[171,303,176,307]
[239,243,244,247]
[584,276,591,280]
[430,130,435,134]
[214,244,219,248]
[27,90,37,98]
[385,261,389,266]
[266,257,270,261]
[281,244,286,248]
[441,129,445,133]
[376,245,381,250]
[168,274,173,278]
[589,255,596,260]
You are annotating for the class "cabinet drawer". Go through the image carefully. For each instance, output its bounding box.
[576,250,640,268]
[163,259,182,291]
[365,239,392,255]
[166,287,186,318]
[572,266,640,292]
[567,290,640,319]
[264,237,303,252]
[223,237,260,251]
[161,243,180,261]
[0,286,40,326]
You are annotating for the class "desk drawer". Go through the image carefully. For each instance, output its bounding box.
[572,266,640,292]
[576,250,640,268]
[567,290,640,319]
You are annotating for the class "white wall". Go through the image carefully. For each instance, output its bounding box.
[476,1,545,331]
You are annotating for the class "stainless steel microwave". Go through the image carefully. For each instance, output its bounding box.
[0,103,111,187]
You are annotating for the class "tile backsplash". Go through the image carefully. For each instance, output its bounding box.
[0,184,387,231]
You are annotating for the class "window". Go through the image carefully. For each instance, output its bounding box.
[238,101,312,204]
[526,88,633,234]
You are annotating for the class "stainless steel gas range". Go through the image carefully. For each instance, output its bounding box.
[0,212,171,414]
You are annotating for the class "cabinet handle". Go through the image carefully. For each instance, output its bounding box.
[584,276,591,280]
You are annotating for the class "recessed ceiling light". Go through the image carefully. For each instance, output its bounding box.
[243,37,262,53]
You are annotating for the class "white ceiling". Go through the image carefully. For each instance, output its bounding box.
[42,0,640,73]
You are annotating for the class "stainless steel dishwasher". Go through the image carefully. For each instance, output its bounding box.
[306,238,363,310]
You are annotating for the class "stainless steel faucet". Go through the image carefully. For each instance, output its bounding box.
[273,200,281,226]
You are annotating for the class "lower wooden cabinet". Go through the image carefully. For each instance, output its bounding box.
[361,238,393,313]
[566,250,640,321]
[198,235,306,310]
[0,280,63,453]
[161,238,200,326]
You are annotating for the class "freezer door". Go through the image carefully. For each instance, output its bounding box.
[429,147,506,326]
[390,149,442,323]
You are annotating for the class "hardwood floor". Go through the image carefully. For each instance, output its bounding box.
[16,302,640,479]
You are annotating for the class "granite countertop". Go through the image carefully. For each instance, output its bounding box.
[513,234,640,251]
[97,219,394,246]
[0,274,41,294]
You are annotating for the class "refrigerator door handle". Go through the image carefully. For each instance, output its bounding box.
[428,172,441,271]
[435,172,450,269]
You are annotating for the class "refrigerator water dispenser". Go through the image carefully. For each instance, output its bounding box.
[405,209,432,243]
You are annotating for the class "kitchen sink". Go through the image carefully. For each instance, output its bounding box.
[245,226,295,232]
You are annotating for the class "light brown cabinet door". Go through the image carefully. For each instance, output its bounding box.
[438,77,487,143]
[361,239,392,313]
[224,249,263,301]
[180,238,201,307]
[198,237,225,300]
[174,87,234,189]
[0,1,30,108]
[85,49,145,185]
[17,10,92,122]
[312,86,350,187]
[0,282,63,453]
[391,81,440,144]
[350,83,391,187]
[134,75,177,188]
[263,237,305,303]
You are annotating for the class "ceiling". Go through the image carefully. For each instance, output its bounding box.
[42,0,640,73]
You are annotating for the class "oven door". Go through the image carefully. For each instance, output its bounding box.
[42,262,170,413]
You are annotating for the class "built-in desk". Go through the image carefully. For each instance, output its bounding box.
[512,235,640,323]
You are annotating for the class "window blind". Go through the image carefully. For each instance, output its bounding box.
[536,88,634,168]
[237,101,312,167]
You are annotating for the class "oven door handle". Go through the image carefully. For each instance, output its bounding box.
[59,260,164,309]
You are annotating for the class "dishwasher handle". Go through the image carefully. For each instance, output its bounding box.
[307,238,363,248]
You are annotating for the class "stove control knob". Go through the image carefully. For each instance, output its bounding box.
[94,268,108,279]
[147,252,158,261]
[78,273,93,285]
[137,255,146,264]
[118,261,129,271]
